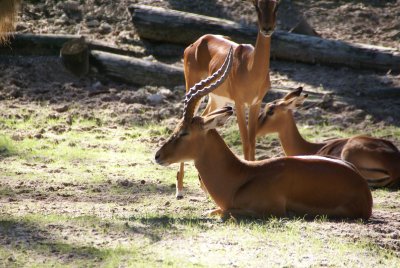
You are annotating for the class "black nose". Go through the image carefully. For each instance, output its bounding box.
[155,152,160,161]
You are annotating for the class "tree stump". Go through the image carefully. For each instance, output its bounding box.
[60,36,89,77]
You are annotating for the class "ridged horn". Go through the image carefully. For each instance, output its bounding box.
[183,46,233,122]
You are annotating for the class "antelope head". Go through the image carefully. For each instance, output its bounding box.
[257,87,307,136]
[155,47,234,166]
[252,0,280,36]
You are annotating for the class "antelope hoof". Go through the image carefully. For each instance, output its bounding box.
[204,208,222,217]
[176,191,184,200]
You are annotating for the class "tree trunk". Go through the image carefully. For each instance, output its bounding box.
[129,4,400,73]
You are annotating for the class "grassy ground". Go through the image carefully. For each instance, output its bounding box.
[1,102,400,267]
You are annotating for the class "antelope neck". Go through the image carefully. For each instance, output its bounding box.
[248,32,271,74]
[194,130,247,209]
[278,112,325,156]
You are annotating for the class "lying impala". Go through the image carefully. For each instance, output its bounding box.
[257,87,400,188]
[175,0,280,198]
[155,51,372,220]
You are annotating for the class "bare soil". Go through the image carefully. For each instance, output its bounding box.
[1,0,400,264]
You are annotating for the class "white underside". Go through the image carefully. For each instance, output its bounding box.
[293,155,354,169]
[209,93,234,107]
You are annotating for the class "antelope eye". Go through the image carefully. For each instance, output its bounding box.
[266,105,275,116]
[179,132,189,137]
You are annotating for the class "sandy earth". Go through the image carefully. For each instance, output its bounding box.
[1,0,400,264]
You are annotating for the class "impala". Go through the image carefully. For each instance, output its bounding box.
[155,51,372,220]
[175,0,279,198]
[257,87,400,188]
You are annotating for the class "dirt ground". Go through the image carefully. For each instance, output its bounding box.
[1,0,400,265]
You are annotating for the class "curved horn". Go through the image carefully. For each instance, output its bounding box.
[183,46,233,122]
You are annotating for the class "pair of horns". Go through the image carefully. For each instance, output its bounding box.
[183,46,234,122]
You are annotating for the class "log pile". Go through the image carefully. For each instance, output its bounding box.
[129,5,400,73]
[0,5,399,92]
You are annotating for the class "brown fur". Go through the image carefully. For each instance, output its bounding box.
[156,109,372,220]
[0,0,20,44]
[257,88,400,189]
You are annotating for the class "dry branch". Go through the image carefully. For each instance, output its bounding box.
[129,4,400,73]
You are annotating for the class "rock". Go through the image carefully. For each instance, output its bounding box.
[117,179,133,187]
[120,95,136,104]
[91,81,104,91]
[53,104,69,113]
[99,22,112,35]
[59,0,83,20]
[66,115,73,125]
[34,133,43,139]
[147,94,164,105]
[380,76,392,85]
[158,87,173,98]
[15,23,28,32]
[386,116,394,123]
[60,1,80,12]
[8,87,22,99]
[158,108,172,118]
[101,95,120,102]
[11,134,24,141]
[86,19,100,28]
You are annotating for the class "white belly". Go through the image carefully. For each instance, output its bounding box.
[293,155,355,169]
[209,93,234,107]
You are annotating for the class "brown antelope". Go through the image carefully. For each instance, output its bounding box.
[0,0,20,44]
[257,87,400,188]
[155,51,372,220]
[175,0,279,199]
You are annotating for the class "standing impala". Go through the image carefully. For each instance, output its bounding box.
[155,51,372,220]
[257,87,400,188]
[175,0,279,198]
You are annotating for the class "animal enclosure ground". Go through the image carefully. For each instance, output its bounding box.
[1,0,400,267]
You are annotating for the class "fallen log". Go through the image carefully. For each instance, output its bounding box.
[129,4,400,73]
[0,33,184,87]
[90,50,184,87]
[0,33,184,58]
[0,33,145,57]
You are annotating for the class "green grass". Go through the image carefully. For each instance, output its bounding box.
[0,135,17,157]
[1,211,399,267]
[1,103,400,267]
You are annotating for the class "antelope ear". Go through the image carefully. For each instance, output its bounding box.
[203,107,233,130]
[283,87,303,101]
[284,93,308,110]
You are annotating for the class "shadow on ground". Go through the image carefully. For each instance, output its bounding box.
[0,219,106,264]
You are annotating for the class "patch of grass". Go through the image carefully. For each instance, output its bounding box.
[0,135,16,157]
[2,101,400,267]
